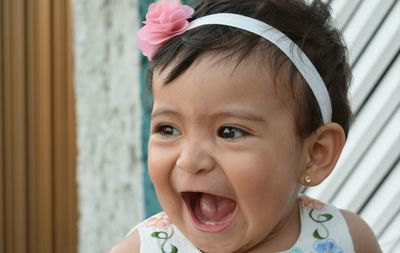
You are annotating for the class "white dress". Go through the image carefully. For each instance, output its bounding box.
[128,195,355,253]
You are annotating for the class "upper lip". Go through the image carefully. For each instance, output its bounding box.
[172,171,236,200]
[179,189,236,202]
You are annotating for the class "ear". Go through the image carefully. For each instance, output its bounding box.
[299,123,346,186]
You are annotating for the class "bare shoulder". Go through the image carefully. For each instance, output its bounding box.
[108,229,140,253]
[341,210,382,253]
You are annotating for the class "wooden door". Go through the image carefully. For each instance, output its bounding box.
[0,0,78,252]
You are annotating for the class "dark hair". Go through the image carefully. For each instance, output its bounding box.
[148,0,352,139]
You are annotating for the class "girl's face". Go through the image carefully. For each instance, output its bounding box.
[148,55,309,252]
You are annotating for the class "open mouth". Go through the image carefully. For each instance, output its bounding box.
[182,192,237,233]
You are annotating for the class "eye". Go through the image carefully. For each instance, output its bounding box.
[218,126,248,139]
[156,124,181,137]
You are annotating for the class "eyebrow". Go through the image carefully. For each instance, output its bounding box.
[212,110,267,124]
[151,107,267,124]
[151,108,180,119]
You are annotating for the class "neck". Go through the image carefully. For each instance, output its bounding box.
[243,198,301,253]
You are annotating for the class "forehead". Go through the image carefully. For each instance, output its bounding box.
[151,54,293,120]
[153,49,273,84]
[155,54,269,95]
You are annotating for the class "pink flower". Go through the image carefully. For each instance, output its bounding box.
[144,212,173,229]
[300,195,326,210]
[137,0,194,60]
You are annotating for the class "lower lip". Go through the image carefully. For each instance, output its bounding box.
[185,198,238,233]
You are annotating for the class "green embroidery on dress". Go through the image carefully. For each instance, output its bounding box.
[309,209,333,240]
[151,228,178,253]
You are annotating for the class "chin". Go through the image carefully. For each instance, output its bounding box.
[194,240,240,253]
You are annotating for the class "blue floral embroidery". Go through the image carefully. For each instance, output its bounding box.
[313,239,343,253]
[288,247,304,253]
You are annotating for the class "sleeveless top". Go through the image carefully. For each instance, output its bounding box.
[129,195,355,253]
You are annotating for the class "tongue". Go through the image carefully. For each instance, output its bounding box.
[196,193,236,222]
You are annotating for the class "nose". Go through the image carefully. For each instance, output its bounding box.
[176,141,215,174]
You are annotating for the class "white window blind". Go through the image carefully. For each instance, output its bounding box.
[306,0,400,251]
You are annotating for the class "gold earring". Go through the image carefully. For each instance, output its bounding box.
[304,176,312,184]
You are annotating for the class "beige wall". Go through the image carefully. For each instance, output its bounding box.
[72,0,144,252]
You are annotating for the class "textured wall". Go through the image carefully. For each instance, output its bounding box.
[72,0,144,252]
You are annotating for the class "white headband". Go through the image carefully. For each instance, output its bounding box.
[189,13,332,123]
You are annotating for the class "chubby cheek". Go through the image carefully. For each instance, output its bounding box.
[148,140,183,216]
[225,151,300,225]
[147,141,169,189]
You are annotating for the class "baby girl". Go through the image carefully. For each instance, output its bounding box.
[111,0,382,252]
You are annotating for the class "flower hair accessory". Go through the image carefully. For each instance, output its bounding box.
[137,1,332,123]
[136,0,194,60]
